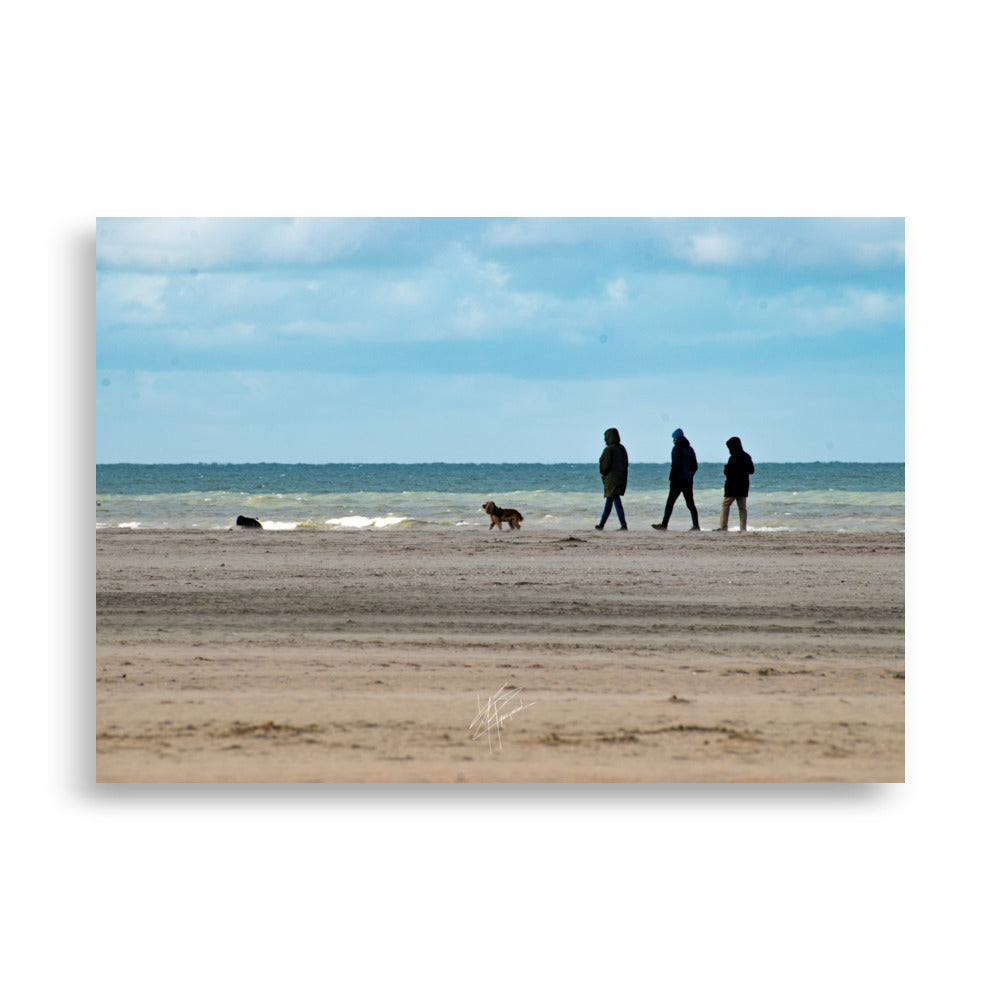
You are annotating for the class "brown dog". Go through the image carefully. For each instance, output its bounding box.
[482,501,524,530]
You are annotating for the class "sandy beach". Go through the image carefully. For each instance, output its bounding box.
[96,528,904,782]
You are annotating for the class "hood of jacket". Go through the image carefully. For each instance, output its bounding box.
[726,436,743,454]
[604,428,621,446]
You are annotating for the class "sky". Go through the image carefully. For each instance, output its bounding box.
[96,217,904,464]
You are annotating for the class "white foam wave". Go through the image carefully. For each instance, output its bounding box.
[325,515,409,529]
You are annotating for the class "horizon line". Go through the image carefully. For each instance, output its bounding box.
[97,458,905,466]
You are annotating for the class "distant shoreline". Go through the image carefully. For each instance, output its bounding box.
[98,460,905,467]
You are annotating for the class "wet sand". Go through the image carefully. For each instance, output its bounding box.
[96,528,904,782]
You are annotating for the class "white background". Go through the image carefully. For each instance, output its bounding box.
[7,1,994,996]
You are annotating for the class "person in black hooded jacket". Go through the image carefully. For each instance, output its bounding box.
[715,436,754,531]
[595,427,628,530]
[652,428,700,530]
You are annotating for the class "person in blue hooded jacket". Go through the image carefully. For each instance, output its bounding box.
[652,428,700,531]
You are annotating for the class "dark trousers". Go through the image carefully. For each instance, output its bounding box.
[599,495,626,527]
[662,479,698,527]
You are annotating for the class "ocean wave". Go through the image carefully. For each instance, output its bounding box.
[95,464,905,533]
[324,515,410,530]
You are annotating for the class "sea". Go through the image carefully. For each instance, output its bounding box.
[96,463,904,533]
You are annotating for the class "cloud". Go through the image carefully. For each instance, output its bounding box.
[168,322,259,351]
[96,218,393,272]
[96,273,169,316]
[606,278,628,301]
[98,239,544,349]
[485,219,612,247]
[97,219,906,283]
[95,218,904,463]
[682,232,748,265]
[783,286,903,333]
[97,238,902,379]
[649,218,903,274]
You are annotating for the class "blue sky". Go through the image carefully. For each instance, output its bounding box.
[96,218,904,464]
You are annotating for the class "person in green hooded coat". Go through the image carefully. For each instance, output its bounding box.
[595,427,628,530]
